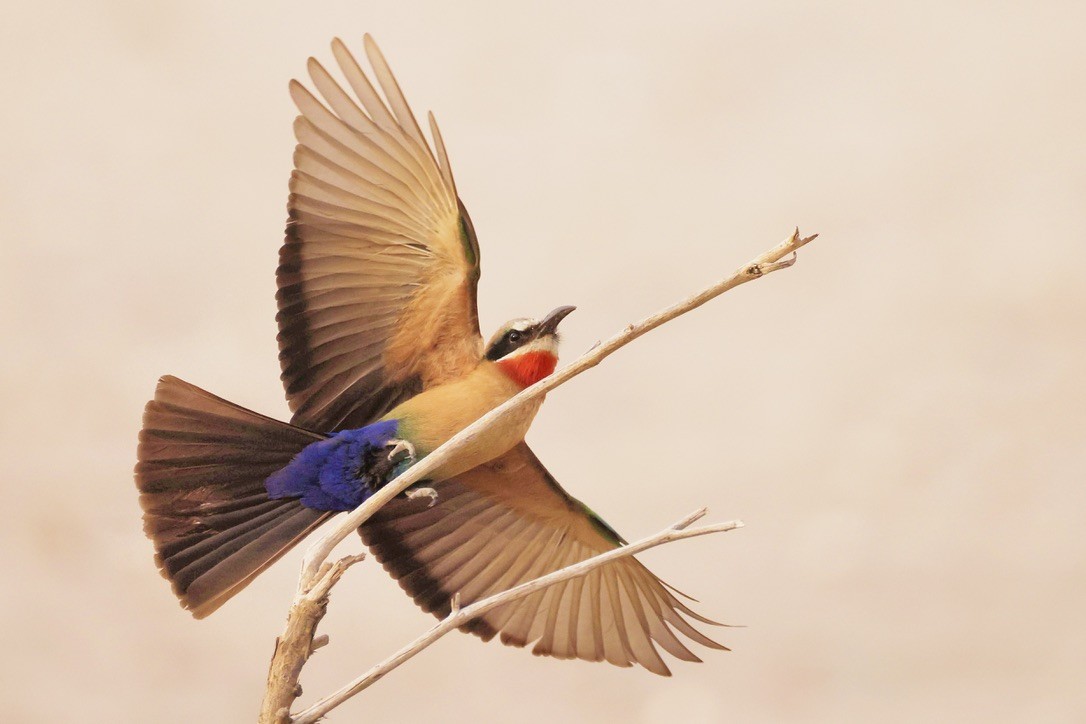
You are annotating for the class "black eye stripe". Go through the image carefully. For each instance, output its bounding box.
[485,325,534,360]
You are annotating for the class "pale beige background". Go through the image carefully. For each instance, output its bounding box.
[2,1,1084,722]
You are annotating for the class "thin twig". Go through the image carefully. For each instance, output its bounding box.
[291,514,744,724]
[258,227,817,722]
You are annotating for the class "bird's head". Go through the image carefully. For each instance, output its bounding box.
[485,305,576,388]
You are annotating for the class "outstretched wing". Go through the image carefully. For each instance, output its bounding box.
[360,443,727,676]
[278,35,483,432]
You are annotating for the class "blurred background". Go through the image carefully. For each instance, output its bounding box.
[2,1,1084,722]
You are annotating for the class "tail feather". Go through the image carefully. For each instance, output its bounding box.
[177,505,328,617]
[136,376,331,618]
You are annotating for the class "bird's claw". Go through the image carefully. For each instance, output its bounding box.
[387,438,417,464]
[406,486,438,507]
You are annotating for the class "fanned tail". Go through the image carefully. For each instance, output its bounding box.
[135,376,331,618]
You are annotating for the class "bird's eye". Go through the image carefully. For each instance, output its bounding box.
[507,330,522,344]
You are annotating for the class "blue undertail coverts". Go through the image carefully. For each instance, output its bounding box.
[265,419,400,511]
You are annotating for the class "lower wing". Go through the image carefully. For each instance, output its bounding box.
[359,442,726,675]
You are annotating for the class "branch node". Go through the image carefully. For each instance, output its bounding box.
[305,552,368,604]
[311,635,330,652]
[758,251,797,274]
[672,507,709,531]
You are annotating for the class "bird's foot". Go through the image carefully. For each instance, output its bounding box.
[405,486,438,507]
[386,438,417,464]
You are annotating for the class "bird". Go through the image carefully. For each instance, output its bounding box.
[136,35,726,676]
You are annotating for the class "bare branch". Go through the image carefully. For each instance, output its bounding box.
[291,515,744,724]
[258,553,366,723]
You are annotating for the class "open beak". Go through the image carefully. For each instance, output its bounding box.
[536,305,576,337]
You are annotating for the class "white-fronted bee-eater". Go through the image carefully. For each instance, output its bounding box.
[136,36,725,675]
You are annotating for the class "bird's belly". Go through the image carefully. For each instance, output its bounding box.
[419,396,543,481]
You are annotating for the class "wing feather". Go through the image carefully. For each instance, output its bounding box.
[599,563,636,665]
[439,512,524,594]
[305,59,447,215]
[290,171,425,232]
[595,567,633,668]
[616,570,671,675]
[279,38,481,432]
[567,558,596,660]
[585,566,607,662]
[289,121,427,219]
[358,443,725,674]
[455,517,536,601]
[331,38,399,132]
[500,532,571,647]
[362,35,435,164]
[625,571,702,663]
[427,112,457,193]
[533,543,580,658]
[474,522,560,632]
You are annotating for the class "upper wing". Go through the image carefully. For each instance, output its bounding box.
[278,36,483,432]
[359,443,727,676]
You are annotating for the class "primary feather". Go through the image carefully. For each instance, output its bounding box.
[278,36,482,432]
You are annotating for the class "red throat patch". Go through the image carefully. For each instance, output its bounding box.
[497,351,558,388]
